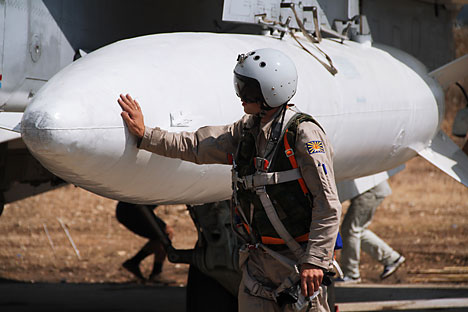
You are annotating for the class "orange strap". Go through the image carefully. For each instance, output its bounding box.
[261,232,309,245]
[235,207,252,234]
[283,129,309,195]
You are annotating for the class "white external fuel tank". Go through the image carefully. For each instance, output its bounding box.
[21,32,443,204]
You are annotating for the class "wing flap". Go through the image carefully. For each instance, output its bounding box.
[418,130,468,187]
[0,112,22,133]
[429,54,468,89]
[0,112,22,143]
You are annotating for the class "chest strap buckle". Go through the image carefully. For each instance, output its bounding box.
[285,148,294,157]
[254,157,269,172]
[247,243,260,250]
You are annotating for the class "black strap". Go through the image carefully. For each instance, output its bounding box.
[263,106,287,160]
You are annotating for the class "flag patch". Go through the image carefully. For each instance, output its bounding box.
[306,140,325,154]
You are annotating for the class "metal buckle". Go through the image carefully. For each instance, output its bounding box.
[254,157,269,172]
[237,53,247,64]
[285,148,294,157]
[247,243,259,250]
[255,186,267,194]
[240,175,253,189]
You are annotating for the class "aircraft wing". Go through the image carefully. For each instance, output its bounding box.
[429,54,468,89]
[417,54,468,188]
[0,112,22,143]
[417,130,468,187]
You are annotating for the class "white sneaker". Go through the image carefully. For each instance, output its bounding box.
[335,276,361,284]
[380,256,405,279]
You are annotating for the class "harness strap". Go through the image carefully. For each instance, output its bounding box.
[259,244,298,269]
[242,264,319,304]
[231,166,257,243]
[261,232,309,245]
[241,244,320,304]
[240,243,299,302]
[263,107,287,160]
[233,202,257,243]
[240,168,302,189]
[241,265,277,301]
[284,129,309,195]
[255,186,305,261]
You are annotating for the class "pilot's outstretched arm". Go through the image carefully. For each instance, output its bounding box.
[118,93,243,164]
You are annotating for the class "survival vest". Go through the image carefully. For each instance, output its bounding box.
[232,112,324,246]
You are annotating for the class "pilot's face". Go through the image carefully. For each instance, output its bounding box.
[242,101,261,114]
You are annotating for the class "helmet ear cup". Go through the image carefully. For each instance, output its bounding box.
[233,48,298,108]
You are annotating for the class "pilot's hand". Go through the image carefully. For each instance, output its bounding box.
[300,263,323,297]
[118,94,145,139]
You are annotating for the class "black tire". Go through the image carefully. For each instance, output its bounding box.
[186,265,237,312]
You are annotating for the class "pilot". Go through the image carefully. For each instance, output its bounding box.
[118,48,341,312]
[116,201,174,283]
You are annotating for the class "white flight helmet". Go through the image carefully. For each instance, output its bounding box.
[233,48,298,108]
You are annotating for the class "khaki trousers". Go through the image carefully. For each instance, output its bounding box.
[238,248,330,312]
[340,182,400,279]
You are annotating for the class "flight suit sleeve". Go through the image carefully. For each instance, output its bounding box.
[137,116,247,165]
[295,121,342,270]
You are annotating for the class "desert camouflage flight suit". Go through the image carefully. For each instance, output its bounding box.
[138,107,341,312]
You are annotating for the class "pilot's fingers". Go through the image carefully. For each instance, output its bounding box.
[119,93,129,104]
[118,97,131,112]
[311,277,320,294]
[128,106,142,119]
[125,94,138,109]
[301,275,308,297]
[302,277,318,297]
[119,94,140,112]
[121,111,134,126]
[134,99,141,111]
[119,94,135,109]
[300,266,323,297]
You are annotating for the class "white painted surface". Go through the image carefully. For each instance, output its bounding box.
[0,112,22,132]
[21,32,445,204]
[0,129,21,143]
[0,112,22,142]
[429,54,468,90]
[338,297,468,311]
[418,130,468,187]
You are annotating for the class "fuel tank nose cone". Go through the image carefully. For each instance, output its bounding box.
[21,107,65,158]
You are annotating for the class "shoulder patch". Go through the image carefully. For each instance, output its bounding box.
[306,140,325,154]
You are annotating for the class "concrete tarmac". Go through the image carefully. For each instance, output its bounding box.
[0,278,186,312]
[335,283,468,312]
[1,279,468,312]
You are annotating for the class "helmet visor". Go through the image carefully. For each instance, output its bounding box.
[233,73,265,104]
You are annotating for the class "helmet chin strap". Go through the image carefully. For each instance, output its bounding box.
[257,102,287,120]
[253,102,270,119]
[260,101,274,115]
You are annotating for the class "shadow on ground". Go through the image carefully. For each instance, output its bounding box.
[0,278,186,312]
